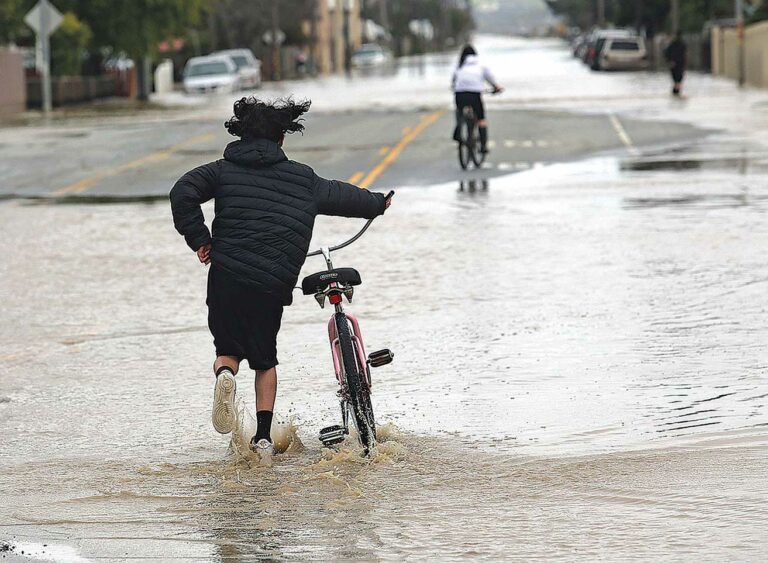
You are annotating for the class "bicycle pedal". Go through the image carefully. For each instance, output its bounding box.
[319,424,346,446]
[368,349,394,367]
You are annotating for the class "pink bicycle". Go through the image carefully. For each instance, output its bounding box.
[301,190,395,455]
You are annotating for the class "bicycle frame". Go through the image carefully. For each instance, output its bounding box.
[317,246,371,393]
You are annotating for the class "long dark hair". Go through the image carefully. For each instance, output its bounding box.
[459,45,476,67]
[224,96,311,141]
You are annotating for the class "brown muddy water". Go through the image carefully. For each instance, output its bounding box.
[1,158,768,560]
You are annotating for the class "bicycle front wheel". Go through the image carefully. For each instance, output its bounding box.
[335,312,376,454]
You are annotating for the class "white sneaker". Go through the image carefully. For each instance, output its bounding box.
[211,370,236,434]
[250,437,275,467]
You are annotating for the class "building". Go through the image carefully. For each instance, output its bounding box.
[306,0,363,74]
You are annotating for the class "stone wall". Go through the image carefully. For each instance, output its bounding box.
[0,50,26,117]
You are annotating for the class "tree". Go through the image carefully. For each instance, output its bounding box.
[548,0,742,35]
[51,11,92,76]
[0,0,24,43]
[382,0,473,55]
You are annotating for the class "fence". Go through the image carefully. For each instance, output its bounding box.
[27,75,117,108]
[711,21,768,88]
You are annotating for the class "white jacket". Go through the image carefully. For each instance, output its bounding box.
[452,55,497,93]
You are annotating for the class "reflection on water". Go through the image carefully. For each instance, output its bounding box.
[623,192,764,210]
[458,178,489,193]
[621,152,768,175]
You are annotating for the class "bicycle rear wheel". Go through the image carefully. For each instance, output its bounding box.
[471,133,485,168]
[335,312,376,454]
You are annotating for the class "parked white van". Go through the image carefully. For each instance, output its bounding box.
[183,55,239,94]
[595,36,648,71]
[212,49,262,89]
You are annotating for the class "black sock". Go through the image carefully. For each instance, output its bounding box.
[255,410,273,443]
[216,365,234,377]
[479,126,488,148]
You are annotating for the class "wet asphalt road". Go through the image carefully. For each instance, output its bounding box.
[0,107,699,199]
[0,38,703,200]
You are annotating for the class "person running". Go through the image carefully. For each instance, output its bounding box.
[451,45,503,154]
[664,32,688,97]
[170,97,392,464]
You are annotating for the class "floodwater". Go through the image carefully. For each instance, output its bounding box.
[3,38,768,561]
[2,154,768,559]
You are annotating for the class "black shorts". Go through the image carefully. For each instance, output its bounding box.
[455,91,485,120]
[207,266,284,370]
[671,66,684,83]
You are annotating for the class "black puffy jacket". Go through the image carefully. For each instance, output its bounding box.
[170,138,386,304]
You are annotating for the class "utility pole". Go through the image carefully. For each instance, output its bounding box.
[597,0,605,26]
[670,0,679,33]
[39,3,52,113]
[736,0,745,86]
[308,0,318,75]
[343,0,352,75]
[270,0,281,81]
[635,0,644,32]
[379,0,389,33]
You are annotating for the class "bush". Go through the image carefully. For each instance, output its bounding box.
[51,12,92,77]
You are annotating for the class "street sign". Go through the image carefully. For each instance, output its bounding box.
[262,29,286,46]
[24,0,63,36]
[24,0,63,115]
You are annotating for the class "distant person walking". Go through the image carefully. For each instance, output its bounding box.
[664,33,688,97]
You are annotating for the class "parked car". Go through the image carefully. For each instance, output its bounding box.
[212,48,262,89]
[351,44,392,69]
[571,34,587,58]
[595,36,648,71]
[182,55,239,94]
[582,29,633,67]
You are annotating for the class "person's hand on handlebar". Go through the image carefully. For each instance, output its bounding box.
[384,190,394,212]
[492,85,504,95]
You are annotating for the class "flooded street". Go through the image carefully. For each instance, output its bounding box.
[2,36,768,560]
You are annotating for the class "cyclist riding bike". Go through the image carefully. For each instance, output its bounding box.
[451,45,503,154]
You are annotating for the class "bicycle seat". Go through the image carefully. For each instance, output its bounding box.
[302,267,362,295]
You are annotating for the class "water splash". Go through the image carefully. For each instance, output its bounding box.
[227,397,303,466]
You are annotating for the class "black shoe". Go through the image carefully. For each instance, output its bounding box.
[452,128,461,142]
[480,146,489,154]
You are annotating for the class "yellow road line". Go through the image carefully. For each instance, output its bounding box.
[347,171,365,184]
[54,132,216,196]
[359,110,444,189]
[378,145,390,156]
[608,114,639,156]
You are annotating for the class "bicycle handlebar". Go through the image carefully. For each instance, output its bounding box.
[307,190,394,257]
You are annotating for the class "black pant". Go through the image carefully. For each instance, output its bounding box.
[207,266,284,370]
[671,64,684,83]
[455,91,485,120]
